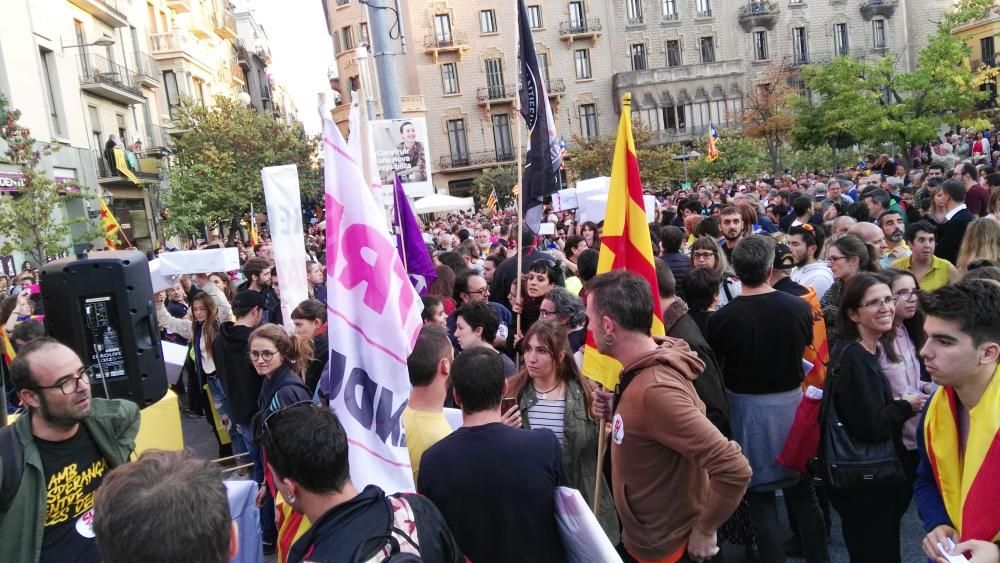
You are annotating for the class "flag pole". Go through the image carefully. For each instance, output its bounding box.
[514,0,525,340]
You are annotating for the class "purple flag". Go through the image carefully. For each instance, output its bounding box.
[392,174,437,295]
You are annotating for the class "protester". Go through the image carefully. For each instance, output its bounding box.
[827,273,924,563]
[705,236,829,563]
[821,234,881,340]
[770,242,830,390]
[788,224,834,300]
[93,450,237,563]
[690,236,741,308]
[290,299,329,395]
[1,338,140,563]
[916,280,1000,562]
[718,205,745,260]
[306,260,327,304]
[504,320,620,543]
[588,270,752,562]
[683,266,722,335]
[421,295,447,327]
[933,179,976,265]
[891,221,959,291]
[955,217,1000,277]
[428,264,458,315]
[239,257,282,325]
[539,286,588,356]
[418,347,567,563]
[448,269,510,349]
[510,257,563,344]
[453,302,516,377]
[209,271,236,304]
[879,209,911,268]
[403,325,454,482]
[259,402,464,562]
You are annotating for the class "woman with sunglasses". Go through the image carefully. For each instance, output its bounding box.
[877,269,935,481]
[689,236,741,308]
[826,273,925,563]
[249,323,314,554]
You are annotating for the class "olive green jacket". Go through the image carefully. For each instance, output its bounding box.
[519,377,620,545]
[0,398,140,563]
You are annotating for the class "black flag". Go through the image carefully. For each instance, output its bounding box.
[517,0,561,233]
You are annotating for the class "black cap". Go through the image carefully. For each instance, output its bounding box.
[773,243,795,270]
[232,290,265,311]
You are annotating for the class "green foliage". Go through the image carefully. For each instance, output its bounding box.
[793,56,885,155]
[472,166,517,210]
[0,95,92,266]
[738,65,798,176]
[164,96,320,240]
[941,0,994,32]
[687,134,771,181]
[564,118,683,189]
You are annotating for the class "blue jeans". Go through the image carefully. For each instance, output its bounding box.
[207,375,245,455]
[237,422,276,544]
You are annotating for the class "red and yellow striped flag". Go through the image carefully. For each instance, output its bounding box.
[581,93,664,390]
[485,189,498,212]
[249,204,260,247]
[98,197,121,250]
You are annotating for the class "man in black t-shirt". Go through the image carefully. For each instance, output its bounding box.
[706,236,829,563]
[1,338,139,563]
[418,347,566,563]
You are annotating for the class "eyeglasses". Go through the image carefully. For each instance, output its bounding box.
[539,308,557,318]
[827,255,848,263]
[692,251,716,259]
[464,287,489,297]
[894,288,922,301]
[861,296,899,312]
[33,366,94,395]
[250,349,278,361]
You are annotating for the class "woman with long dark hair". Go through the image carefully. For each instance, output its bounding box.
[821,234,880,340]
[689,236,740,308]
[826,273,925,562]
[502,320,619,543]
[579,221,601,249]
[291,299,328,396]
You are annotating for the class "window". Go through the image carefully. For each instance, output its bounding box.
[480,10,497,34]
[579,104,598,139]
[872,19,886,50]
[116,114,127,141]
[538,52,551,86]
[88,105,102,150]
[696,0,711,17]
[665,40,682,66]
[484,58,505,98]
[834,23,849,56]
[434,14,452,45]
[792,27,808,64]
[569,2,586,31]
[333,31,342,55]
[983,37,996,67]
[662,0,677,20]
[663,105,686,131]
[699,37,715,63]
[441,62,460,94]
[630,43,647,70]
[192,77,206,107]
[342,26,354,50]
[528,5,543,28]
[39,48,63,136]
[753,31,769,61]
[74,20,91,77]
[447,119,469,165]
[163,70,180,118]
[574,49,591,79]
[639,108,661,131]
[493,114,513,160]
[626,0,643,24]
[359,23,369,45]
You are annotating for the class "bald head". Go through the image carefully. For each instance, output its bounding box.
[848,221,887,253]
[831,216,857,237]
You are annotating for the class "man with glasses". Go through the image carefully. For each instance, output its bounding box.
[448,270,510,349]
[1,337,139,563]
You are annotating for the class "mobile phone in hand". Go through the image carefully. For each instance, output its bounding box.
[501,397,517,414]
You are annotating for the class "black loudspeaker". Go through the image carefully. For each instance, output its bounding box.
[40,250,166,408]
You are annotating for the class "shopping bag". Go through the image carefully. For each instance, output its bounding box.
[554,486,622,563]
[775,386,823,474]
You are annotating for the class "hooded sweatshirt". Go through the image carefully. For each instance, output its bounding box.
[613,338,752,560]
[213,321,261,426]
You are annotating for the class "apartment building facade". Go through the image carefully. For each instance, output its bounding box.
[325,0,953,196]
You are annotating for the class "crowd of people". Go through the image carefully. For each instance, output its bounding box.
[2,137,1000,563]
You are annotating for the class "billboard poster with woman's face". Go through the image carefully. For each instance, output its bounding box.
[370,118,433,197]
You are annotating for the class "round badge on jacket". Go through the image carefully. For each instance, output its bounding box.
[612,413,624,445]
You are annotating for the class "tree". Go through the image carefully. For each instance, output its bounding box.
[0,95,93,266]
[686,134,771,181]
[472,166,517,210]
[164,96,320,241]
[564,119,682,189]
[792,56,887,169]
[738,65,798,176]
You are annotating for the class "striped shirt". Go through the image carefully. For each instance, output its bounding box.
[526,398,566,445]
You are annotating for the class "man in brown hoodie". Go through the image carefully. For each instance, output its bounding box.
[589,270,752,562]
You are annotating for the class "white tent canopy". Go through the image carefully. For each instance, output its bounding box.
[413,194,475,214]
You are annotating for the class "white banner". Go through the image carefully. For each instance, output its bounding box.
[370,118,433,198]
[261,164,309,332]
[323,118,423,493]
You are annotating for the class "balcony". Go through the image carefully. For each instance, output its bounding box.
[166,0,194,13]
[186,10,213,39]
[476,83,516,105]
[214,5,238,40]
[93,149,160,182]
[559,18,602,45]
[423,32,470,64]
[738,2,779,32]
[612,60,744,91]
[229,57,244,85]
[400,95,426,113]
[145,124,173,156]
[150,32,213,71]
[972,58,997,72]
[696,9,713,18]
[67,0,128,28]
[547,78,566,95]
[439,149,515,171]
[860,0,897,19]
[135,52,160,88]
[78,53,145,105]
[626,14,644,26]
[663,12,679,22]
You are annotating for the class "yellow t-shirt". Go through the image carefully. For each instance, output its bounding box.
[890,255,953,292]
[402,407,453,483]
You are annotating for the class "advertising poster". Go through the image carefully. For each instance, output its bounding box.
[370,118,434,198]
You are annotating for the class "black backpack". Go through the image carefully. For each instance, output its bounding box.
[350,494,424,563]
[0,424,24,513]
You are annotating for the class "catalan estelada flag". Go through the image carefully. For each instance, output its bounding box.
[249,204,260,247]
[485,189,498,212]
[98,197,121,250]
[706,124,720,162]
[922,365,1000,542]
[581,93,664,390]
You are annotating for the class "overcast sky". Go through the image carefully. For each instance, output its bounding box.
[253,2,335,134]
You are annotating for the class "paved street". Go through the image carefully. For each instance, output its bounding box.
[181,400,928,563]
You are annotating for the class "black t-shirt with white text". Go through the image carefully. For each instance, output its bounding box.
[36,426,108,563]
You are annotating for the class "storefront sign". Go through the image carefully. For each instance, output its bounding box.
[0,171,80,193]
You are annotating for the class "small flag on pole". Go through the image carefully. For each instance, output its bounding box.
[706,124,720,162]
[485,189,499,212]
[248,204,260,247]
[98,197,121,250]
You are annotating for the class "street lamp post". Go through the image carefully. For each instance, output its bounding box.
[671,150,701,188]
